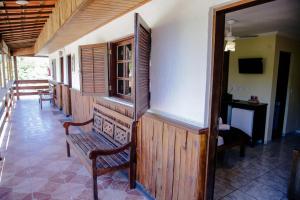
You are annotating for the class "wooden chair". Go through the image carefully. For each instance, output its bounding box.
[38,89,54,109]
[63,104,136,200]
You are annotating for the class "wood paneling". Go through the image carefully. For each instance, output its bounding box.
[70,89,133,131]
[34,0,150,54]
[55,83,62,109]
[62,84,71,116]
[137,113,208,200]
[70,88,94,132]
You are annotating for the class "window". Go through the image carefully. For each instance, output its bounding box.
[78,13,151,120]
[109,37,134,100]
[109,37,134,101]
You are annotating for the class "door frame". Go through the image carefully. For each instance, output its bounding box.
[205,1,274,199]
[67,54,72,87]
[272,51,291,139]
[60,56,64,83]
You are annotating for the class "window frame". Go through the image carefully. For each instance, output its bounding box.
[52,59,57,81]
[109,36,134,102]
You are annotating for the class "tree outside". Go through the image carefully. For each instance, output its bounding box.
[17,57,49,80]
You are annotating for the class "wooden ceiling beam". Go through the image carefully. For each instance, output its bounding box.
[5,38,36,44]
[3,0,54,2]
[0,16,48,21]
[0,5,55,10]
[0,22,45,29]
[1,30,40,35]
[3,36,38,41]
[0,11,52,16]
[0,20,47,25]
[0,27,43,33]
[3,33,39,38]
[2,32,39,37]
[12,47,35,56]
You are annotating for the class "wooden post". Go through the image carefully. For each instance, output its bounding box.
[288,149,300,199]
[13,56,19,100]
[0,51,4,88]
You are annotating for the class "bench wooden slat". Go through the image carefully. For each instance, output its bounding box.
[67,132,129,169]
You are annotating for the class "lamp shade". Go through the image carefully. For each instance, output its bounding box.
[225,40,235,52]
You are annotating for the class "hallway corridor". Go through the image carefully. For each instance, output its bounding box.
[0,98,147,200]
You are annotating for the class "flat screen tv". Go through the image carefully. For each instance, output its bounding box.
[238,58,263,74]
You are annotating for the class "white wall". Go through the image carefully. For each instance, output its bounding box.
[48,0,235,126]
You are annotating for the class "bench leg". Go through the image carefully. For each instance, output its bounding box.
[129,162,136,189]
[92,174,98,200]
[240,144,245,157]
[66,142,71,157]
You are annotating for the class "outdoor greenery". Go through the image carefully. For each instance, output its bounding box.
[17,57,49,80]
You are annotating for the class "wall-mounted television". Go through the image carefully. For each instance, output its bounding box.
[238,58,263,74]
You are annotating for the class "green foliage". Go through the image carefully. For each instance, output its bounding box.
[17,57,49,80]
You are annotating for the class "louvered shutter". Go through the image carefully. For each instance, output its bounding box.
[134,13,151,121]
[80,43,107,96]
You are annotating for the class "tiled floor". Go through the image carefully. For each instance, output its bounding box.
[0,97,148,200]
[214,132,300,200]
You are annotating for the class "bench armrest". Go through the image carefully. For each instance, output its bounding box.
[88,142,133,159]
[63,118,94,135]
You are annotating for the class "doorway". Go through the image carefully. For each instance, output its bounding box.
[206,1,276,199]
[67,55,72,87]
[67,54,72,115]
[60,57,64,83]
[272,51,291,139]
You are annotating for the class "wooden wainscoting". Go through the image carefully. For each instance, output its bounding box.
[70,89,94,132]
[62,84,71,116]
[137,112,208,200]
[94,97,134,119]
[55,83,63,109]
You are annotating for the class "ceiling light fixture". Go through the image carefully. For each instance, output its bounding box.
[225,19,237,52]
[16,0,29,5]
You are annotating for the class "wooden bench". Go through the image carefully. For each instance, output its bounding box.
[63,104,136,200]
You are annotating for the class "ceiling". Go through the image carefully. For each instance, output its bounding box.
[225,0,300,39]
[0,0,57,50]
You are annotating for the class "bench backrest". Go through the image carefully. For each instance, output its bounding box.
[92,103,134,145]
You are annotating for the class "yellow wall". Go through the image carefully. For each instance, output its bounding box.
[228,35,277,143]
[228,34,300,142]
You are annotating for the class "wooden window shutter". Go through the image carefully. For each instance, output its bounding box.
[134,13,151,121]
[80,43,107,96]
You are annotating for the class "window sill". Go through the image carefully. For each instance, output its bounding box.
[102,96,133,108]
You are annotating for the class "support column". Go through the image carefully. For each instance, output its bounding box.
[2,53,6,88]
[0,51,3,88]
[13,56,19,100]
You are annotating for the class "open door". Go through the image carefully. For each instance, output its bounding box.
[134,13,151,121]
